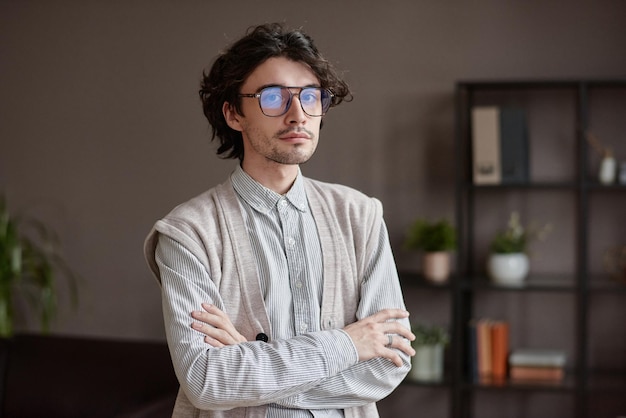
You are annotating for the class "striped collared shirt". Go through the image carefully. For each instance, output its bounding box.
[232,166,340,417]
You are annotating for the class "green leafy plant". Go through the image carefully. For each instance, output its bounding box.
[0,196,78,337]
[490,211,552,254]
[412,323,450,347]
[404,219,456,252]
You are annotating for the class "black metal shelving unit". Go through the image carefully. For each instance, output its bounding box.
[455,80,626,418]
[399,80,626,418]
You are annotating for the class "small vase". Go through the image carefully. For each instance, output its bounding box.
[422,252,451,284]
[599,156,616,185]
[487,253,529,286]
[409,343,444,382]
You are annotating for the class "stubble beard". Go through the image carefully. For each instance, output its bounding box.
[247,128,319,165]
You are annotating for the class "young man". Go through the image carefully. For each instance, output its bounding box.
[144,23,415,418]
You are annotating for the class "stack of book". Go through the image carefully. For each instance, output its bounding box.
[468,318,509,384]
[508,348,566,383]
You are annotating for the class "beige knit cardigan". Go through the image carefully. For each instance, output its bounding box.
[145,176,394,418]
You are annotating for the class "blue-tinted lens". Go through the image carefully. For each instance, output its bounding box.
[299,88,321,106]
[259,87,288,114]
[301,88,332,116]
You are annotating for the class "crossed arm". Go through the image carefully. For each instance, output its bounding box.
[192,303,415,367]
[191,304,415,410]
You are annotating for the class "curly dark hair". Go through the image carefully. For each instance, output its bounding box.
[199,23,352,160]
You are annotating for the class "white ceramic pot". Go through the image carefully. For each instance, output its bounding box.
[422,252,451,284]
[487,253,529,286]
[409,344,444,382]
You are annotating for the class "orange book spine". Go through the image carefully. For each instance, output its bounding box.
[490,321,509,380]
[477,319,492,378]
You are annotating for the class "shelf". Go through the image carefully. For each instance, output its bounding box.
[463,374,577,393]
[458,79,626,91]
[466,182,579,191]
[588,276,626,292]
[457,80,584,90]
[585,182,626,191]
[399,271,452,289]
[587,371,626,393]
[458,275,577,292]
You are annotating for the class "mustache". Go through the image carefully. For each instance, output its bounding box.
[276,127,315,138]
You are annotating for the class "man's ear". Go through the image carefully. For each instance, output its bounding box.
[223,102,243,132]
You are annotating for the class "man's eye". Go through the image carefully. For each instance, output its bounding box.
[300,90,320,104]
[261,90,284,108]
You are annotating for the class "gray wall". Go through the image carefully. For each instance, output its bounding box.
[1,0,625,341]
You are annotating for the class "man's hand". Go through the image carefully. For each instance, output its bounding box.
[191,303,248,347]
[343,309,416,367]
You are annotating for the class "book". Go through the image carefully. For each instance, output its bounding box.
[509,365,564,381]
[509,349,567,368]
[499,107,529,184]
[490,320,509,380]
[476,319,493,379]
[471,107,501,184]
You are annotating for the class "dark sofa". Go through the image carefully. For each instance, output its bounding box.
[1,334,179,418]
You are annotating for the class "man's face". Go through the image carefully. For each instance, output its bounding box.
[224,56,323,168]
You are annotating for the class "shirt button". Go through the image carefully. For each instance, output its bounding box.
[295,280,303,288]
[287,237,295,246]
[300,323,307,332]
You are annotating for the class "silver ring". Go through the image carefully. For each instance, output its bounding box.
[386,334,393,347]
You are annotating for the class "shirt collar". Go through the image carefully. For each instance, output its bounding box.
[231,165,308,214]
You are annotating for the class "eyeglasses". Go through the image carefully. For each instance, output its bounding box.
[239,86,333,117]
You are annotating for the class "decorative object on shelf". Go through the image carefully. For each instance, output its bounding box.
[604,245,626,283]
[487,211,552,286]
[487,253,529,287]
[408,323,450,382]
[0,195,79,338]
[599,155,617,185]
[618,161,626,185]
[587,131,616,185]
[404,218,456,284]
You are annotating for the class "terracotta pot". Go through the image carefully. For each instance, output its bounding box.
[423,252,451,284]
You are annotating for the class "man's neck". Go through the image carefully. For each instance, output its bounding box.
[240,161,299,195]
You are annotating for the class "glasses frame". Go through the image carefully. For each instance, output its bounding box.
[238,86,334,117]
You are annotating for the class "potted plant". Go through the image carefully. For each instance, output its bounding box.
[408,323,450,382]
[405,218,456,283]
[0,196,78,337]
[0,195,79,409]
[487,211,551,286]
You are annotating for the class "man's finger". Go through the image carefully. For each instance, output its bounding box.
[368,308,410,323]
